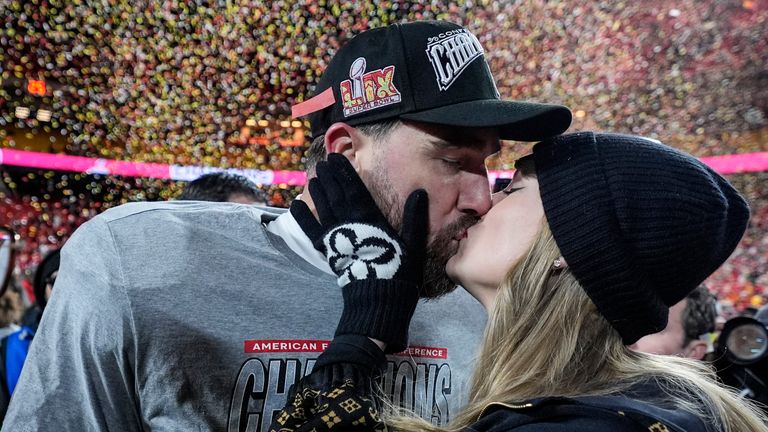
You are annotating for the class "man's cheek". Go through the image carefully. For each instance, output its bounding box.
[427,214,445,239]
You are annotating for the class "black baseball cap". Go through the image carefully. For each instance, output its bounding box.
[292,20,572,141]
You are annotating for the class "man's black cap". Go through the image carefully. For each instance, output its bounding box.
[293,20,572,141]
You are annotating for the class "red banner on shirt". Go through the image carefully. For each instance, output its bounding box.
[395,345,448,359]
[245,339,330,353]
[244,339,448,359]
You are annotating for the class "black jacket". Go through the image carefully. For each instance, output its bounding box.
[270,337,711,432]
[472,390,708,431]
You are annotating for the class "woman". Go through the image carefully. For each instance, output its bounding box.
[276,132,767,431]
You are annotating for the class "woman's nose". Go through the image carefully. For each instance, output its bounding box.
[491,191,506,206]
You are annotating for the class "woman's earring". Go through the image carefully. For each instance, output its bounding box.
[553,258,564,270]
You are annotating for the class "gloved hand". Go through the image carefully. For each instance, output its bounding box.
[291,153,429,353]
[269,335,387,432]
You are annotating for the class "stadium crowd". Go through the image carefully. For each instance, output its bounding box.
[707,172,768,310]
[0,0,766,309]
[1,0,765,168]
[0,168,300,280]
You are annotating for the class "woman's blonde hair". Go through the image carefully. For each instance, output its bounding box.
[388,205,768,432]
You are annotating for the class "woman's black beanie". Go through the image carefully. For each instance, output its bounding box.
[532,132,750,344]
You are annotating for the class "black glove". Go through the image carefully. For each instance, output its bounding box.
[291,153,429,353]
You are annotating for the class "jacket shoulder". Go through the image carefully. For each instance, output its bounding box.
[472,404,647,432]
[94,200,285,224]
[472,395,702,432]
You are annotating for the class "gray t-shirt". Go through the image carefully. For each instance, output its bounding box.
[3,201,487,431]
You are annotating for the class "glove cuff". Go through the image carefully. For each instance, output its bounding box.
[314,335,387,373]
[335,279,420,354]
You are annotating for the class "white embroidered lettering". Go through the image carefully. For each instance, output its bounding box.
[426,29,485,91]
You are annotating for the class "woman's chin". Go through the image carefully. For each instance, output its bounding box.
[445,256,461,286]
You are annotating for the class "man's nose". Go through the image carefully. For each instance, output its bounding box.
[458,173,492,216]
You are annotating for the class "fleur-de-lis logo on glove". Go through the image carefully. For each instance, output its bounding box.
[290,153,428,288]
[324,224,403,286]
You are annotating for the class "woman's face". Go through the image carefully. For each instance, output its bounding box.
[446,169,544,305]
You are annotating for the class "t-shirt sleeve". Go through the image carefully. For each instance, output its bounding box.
[3,216,141,431]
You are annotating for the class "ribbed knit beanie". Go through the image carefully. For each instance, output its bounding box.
[532,132,750,344]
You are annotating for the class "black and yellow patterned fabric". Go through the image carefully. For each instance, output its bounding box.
[270,378,385,432]
[269,335,388,432]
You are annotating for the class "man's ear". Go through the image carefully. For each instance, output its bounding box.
[324,122,366,170]
[683,340,708,361]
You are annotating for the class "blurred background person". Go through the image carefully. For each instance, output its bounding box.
[0,289,22,344]
[177,172,267,204]
[0,281,24,420]
[0,248,59,421]
[631,284,717,360]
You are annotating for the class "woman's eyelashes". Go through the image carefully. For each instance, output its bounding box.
[438,158,463,173]
[442,158,460,166]
[503,186,523,195]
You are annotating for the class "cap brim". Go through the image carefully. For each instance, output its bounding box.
[399,99,572,142]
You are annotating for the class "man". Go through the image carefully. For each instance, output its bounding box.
[4,21,570,431]
[631,285,717,360]
[178,171,268,205]
[0,249,59,422]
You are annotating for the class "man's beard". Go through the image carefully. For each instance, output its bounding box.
[421,215,478,297]
[366,166,479,298]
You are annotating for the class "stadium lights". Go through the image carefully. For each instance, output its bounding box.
[15,107,30,119]
[279,120,291,128]
[245,119,256,126]
[257,120,269,127]
[27,79,46,96]
[291,120,302,128]
[574,110,586,119]
[37,109,52,122]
